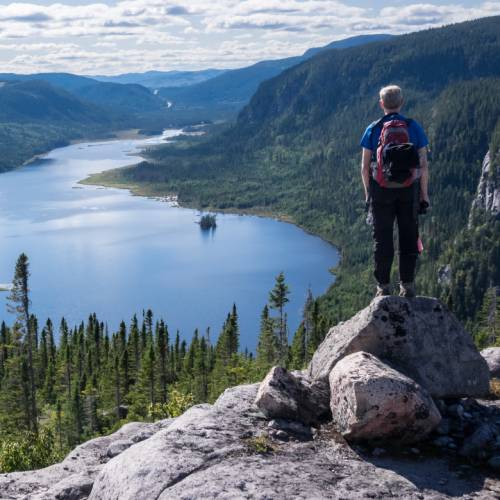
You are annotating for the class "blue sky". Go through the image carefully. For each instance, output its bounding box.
[0,1,498,75]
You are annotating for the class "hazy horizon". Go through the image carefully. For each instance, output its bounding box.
[0,1,499,76]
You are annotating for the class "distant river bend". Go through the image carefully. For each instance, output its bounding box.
[0,130,339,350]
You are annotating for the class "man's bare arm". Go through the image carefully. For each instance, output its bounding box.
[418,147,429,203]
[361,148,372,201]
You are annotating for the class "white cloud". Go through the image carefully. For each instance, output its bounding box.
[0,0,498,73]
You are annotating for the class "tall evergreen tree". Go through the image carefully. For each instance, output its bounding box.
[268,272,290,366]
[7,253,38,434]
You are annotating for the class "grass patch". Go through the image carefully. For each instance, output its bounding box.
[245,435,275,455]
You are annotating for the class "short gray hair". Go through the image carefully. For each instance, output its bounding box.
[379,85,403,110]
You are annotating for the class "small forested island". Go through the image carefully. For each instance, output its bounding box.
[199,213,217,230]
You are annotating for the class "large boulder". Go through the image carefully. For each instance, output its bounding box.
[254,366,330,425]
[481,347,500,378]
[329,352,441,443]
[309,296,490,398]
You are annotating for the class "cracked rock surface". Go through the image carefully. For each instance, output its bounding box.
[1,384,499,499]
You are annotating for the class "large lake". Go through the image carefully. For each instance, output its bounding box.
[0,130,339,350]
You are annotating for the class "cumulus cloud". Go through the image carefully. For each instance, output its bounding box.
[0,0,498,73]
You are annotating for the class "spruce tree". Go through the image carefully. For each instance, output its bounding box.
[7,253,38,434]
[268,272,290,366]
[256,305,277,376]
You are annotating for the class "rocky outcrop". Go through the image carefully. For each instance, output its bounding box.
[481,347,500,378]
[0,420,172,500]
[2,296,499,499]
[3,382,499,499]
[329,352,441,443]
[254,366,330,425]
[469,149,500,225]
[308,296,490,398]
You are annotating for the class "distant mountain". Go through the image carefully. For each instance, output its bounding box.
[0,72,164,114]
[92,69,227,89]
[0,80,106,123]
[157,34,394,120]
[0,79,117,173]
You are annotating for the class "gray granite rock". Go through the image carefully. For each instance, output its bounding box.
[106,439,134,458]
[481,347,500,378]
[329,352,441,443]
[0,420,167,500]
[308,296,490,398]
[1,383,499,499]
[254,366,330,425]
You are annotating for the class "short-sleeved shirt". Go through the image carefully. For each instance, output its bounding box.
[360,113,429,153]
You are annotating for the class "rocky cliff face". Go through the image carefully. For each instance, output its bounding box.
[470,149,500,225]
[1,297,500,500]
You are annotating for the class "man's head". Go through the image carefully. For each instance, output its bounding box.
[379,85,403,113]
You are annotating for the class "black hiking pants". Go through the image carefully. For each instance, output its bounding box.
[370,181,419,285]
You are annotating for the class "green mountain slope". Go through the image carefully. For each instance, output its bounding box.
[157,34,393,120]
[0,72,164,114]
[100,16,500,331]
[0,79,117,172]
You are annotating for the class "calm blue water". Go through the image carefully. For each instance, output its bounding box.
[0,130,338,350]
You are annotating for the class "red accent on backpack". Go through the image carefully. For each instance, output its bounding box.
[375,119,415,188]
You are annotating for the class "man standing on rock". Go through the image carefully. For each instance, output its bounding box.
[360,85,430,298]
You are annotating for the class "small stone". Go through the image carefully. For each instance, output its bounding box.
[106,439,134,458]
[372,447,386,457]
[268,418,312,437]
[433,436,452,447]
[410,448,420,455]
[456,404,465,419]
[275,430,289,441]
[439,479,448,485]
[435,399,447,414]
[436,419,450,435]
[460,423,497,458]
[463,412,472,419]
[488,455,500,470]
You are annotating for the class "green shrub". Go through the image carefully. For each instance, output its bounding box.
[0,428,65,473]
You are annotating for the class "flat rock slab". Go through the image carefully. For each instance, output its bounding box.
[329,352,441,443]
[481,347,500,378]
[1,384,499,499]
[0,420,171,500]
[309,296,490,398]
[254,366,330,425]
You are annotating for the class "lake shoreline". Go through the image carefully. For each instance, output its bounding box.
[82,167,341,266]
[20,128,153,170]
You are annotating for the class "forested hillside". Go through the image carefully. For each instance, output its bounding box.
[158,34,393,121]
[0,80,115,173]
[98,16,500,335]
[0,74,172,173]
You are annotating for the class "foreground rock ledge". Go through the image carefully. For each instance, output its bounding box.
[308,296,490,398]
[329,352,441,443]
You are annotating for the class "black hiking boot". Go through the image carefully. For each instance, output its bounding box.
[375,284,391,297]
[399,282,416,298]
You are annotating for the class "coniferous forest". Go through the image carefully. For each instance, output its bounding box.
[0,257,326,472]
